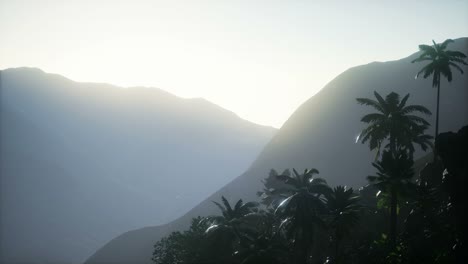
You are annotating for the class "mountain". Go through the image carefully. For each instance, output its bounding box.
[85,37,468,264]
[0,68,276,264]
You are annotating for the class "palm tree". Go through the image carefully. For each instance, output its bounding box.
[356,91,432,158]
[368,150,415,248]
[397,123,433,159]
[211,196,259,222]
[325,186,362,264]
[275,168,331,264]
[412,39,467,140]
[233,209,289,264]
[205,196,259,262]
[257,169,296,208]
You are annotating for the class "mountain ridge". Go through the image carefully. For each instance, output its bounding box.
[0,69,276,264]
[1,67,276,130]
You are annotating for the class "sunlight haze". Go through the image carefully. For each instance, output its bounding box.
[1,0,467,127]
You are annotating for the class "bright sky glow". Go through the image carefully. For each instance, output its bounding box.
[1,0,467,128]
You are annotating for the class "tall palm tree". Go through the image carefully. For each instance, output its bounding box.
[356,91,432,158]
[275,168,331,264]
[412,39,467,140]
[368,150,415,248]
[325,186,362,264]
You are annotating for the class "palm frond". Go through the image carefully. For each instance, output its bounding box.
[445,50,467,59]
[242,201,260,209]
[361,113,384,123]
[447,56,468,65]
[440,65,453,82]
[308,168,319,175]
[398,93,410,109]
[373,91,387,111]
[276,174,296,186]
[417,44,436,55]
[356,97,384,112]
[432,40,440,52]
[234,199,244,211]
[401,105,432,115]
[213,201,226,214]
[415,64,434,80]
[449,62,465,74]
[274,195,295,215]
[221,196,233,214]
[439,39,454,50]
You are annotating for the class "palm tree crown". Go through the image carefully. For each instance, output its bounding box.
[356,91,432,158]
[326,186,361,238]
[212,196,258,222]
[325,186,362,264]
[412,39,467,87]
[204,197,259,262]
[368,151,415,193]
[274,168,331,264]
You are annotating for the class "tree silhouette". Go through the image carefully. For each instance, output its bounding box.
[211,196,259,222]
[233,209,289,264]
[204,196,259,262]
[367,150,414,249]
[257,169,296,208]
[152,217,211,264]
[411,39,467,143]
[325,186,362,264]
[397,123,433,159]
[274,168,331,264]
[356,91,432,159]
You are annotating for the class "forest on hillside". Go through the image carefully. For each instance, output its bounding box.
[150,40,468,264]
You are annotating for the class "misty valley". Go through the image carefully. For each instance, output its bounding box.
[1,27,467,264]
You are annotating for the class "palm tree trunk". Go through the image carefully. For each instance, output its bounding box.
[390,188,397,249]
[334,237,340,264]
[433,80,441,162]
[293,239,306,264]
[294,232,309,264]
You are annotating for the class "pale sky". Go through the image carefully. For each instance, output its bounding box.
[1,0,467,128]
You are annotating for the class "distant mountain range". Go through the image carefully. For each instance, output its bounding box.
[0,69,276,264]
[85,37,468,264]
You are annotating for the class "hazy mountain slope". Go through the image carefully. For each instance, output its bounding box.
[85,37,468,264]
[0,68,276,264]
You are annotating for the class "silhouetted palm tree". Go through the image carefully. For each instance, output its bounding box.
[257,169,296,208]
[325,186,362,264]
[412,39,467,140]
[205,197,259,262]
[211,196,259,222]
[397,124,433,159]
[234,209,289,264]
[368,150,415,248]
[275,168,331,264]
[356,91,432,158]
